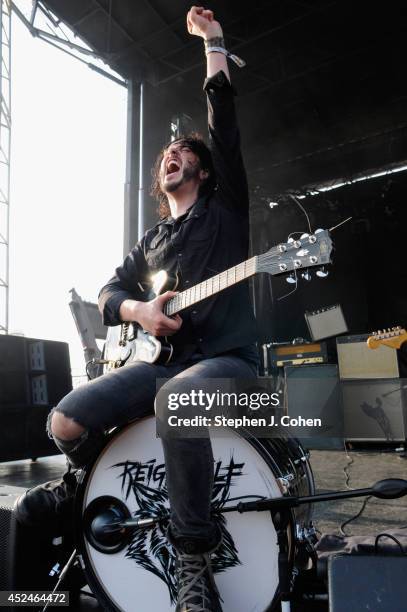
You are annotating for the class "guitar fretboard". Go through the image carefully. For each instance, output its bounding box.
[164,256,258,316]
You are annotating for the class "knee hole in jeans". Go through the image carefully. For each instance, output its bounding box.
[49,409,86,441]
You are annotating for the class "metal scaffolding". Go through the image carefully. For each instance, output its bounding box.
[0,0,11,333]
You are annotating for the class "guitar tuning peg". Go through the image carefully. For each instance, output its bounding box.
[301,271,312,281]
[286,274,296,284]
[316,266,329,278]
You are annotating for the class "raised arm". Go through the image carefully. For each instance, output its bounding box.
[187,6,249,214]
[187,6,230,81]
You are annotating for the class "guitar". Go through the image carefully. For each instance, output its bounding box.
[367,326,407,351]
[103,229,333,368]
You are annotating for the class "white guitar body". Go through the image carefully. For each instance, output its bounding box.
[104,271,176,371]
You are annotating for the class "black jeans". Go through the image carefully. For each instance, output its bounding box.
[48,353,257,548]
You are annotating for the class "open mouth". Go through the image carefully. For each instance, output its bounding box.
[166,160,181,176]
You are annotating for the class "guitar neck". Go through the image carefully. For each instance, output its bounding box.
[164,256,258,316]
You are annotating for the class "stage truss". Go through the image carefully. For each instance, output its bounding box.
[0,0,11,333]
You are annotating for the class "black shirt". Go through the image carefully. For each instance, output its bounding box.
[98,71,258,365]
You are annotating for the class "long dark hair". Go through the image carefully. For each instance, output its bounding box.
[150,133,216,218]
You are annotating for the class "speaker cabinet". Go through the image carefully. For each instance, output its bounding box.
[0,335,72,461]
[26,406,58,458]
[342,379,406,442]
[0,485,79,610]
[0,407,27,462]
[337,334,399,379]
[0,486,25,594]
[284,364,343,450]
[0,336,27,371]
[329,555,407,611]
[0,371,30,406]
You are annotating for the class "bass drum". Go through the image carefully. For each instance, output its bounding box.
[75,416,314,612]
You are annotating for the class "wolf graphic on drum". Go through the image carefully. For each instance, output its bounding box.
[75,416,314,612]
[109,455,241,604]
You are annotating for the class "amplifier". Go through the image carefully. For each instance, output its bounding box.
[337,334,399,379]
[0,485,78,605]
[342,378,406,442]
[270,342,327,367]
[0,486,25,595]
[329,555,407,611]
[305,303,348,341]
[284,364,343,450]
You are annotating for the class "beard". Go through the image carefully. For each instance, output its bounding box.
[163,161,201,193]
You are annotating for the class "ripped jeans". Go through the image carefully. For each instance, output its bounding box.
[48,353,257,546]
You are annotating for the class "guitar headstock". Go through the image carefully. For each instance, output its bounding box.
[258,229,333,277]
[367,326,407,350]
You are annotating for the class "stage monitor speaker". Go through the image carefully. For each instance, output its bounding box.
[284,364,343,450]
[329,554,407,611]
[342,378,406,442]
[337,334,399,380]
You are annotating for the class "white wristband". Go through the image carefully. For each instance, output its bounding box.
[205,46,246,68]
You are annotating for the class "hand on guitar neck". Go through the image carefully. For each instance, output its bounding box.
[119,293,182,337]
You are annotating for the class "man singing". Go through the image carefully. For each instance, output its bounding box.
[16,7,258,611]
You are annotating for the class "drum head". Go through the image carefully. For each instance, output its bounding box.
[76,417,292,612]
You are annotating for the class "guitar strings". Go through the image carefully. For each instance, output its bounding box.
[166,232,328,314]
[276,258,299,301]
[167,247,324,314]
[167,258,258,315]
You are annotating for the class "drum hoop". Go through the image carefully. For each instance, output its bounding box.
[74,416,308,612]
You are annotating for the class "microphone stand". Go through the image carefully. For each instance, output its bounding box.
[91,479,407,612]
[219,479,407,612]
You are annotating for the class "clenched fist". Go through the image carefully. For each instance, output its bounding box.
[187,6,223,40]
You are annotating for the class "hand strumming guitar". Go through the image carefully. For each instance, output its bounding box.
[119,292,182,337]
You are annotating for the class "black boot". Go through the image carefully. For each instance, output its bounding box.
[14,470,78,536]
[168,529,223,612]
[175,549,223,612]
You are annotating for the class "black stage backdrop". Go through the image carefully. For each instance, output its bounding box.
[251,171,407,345]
